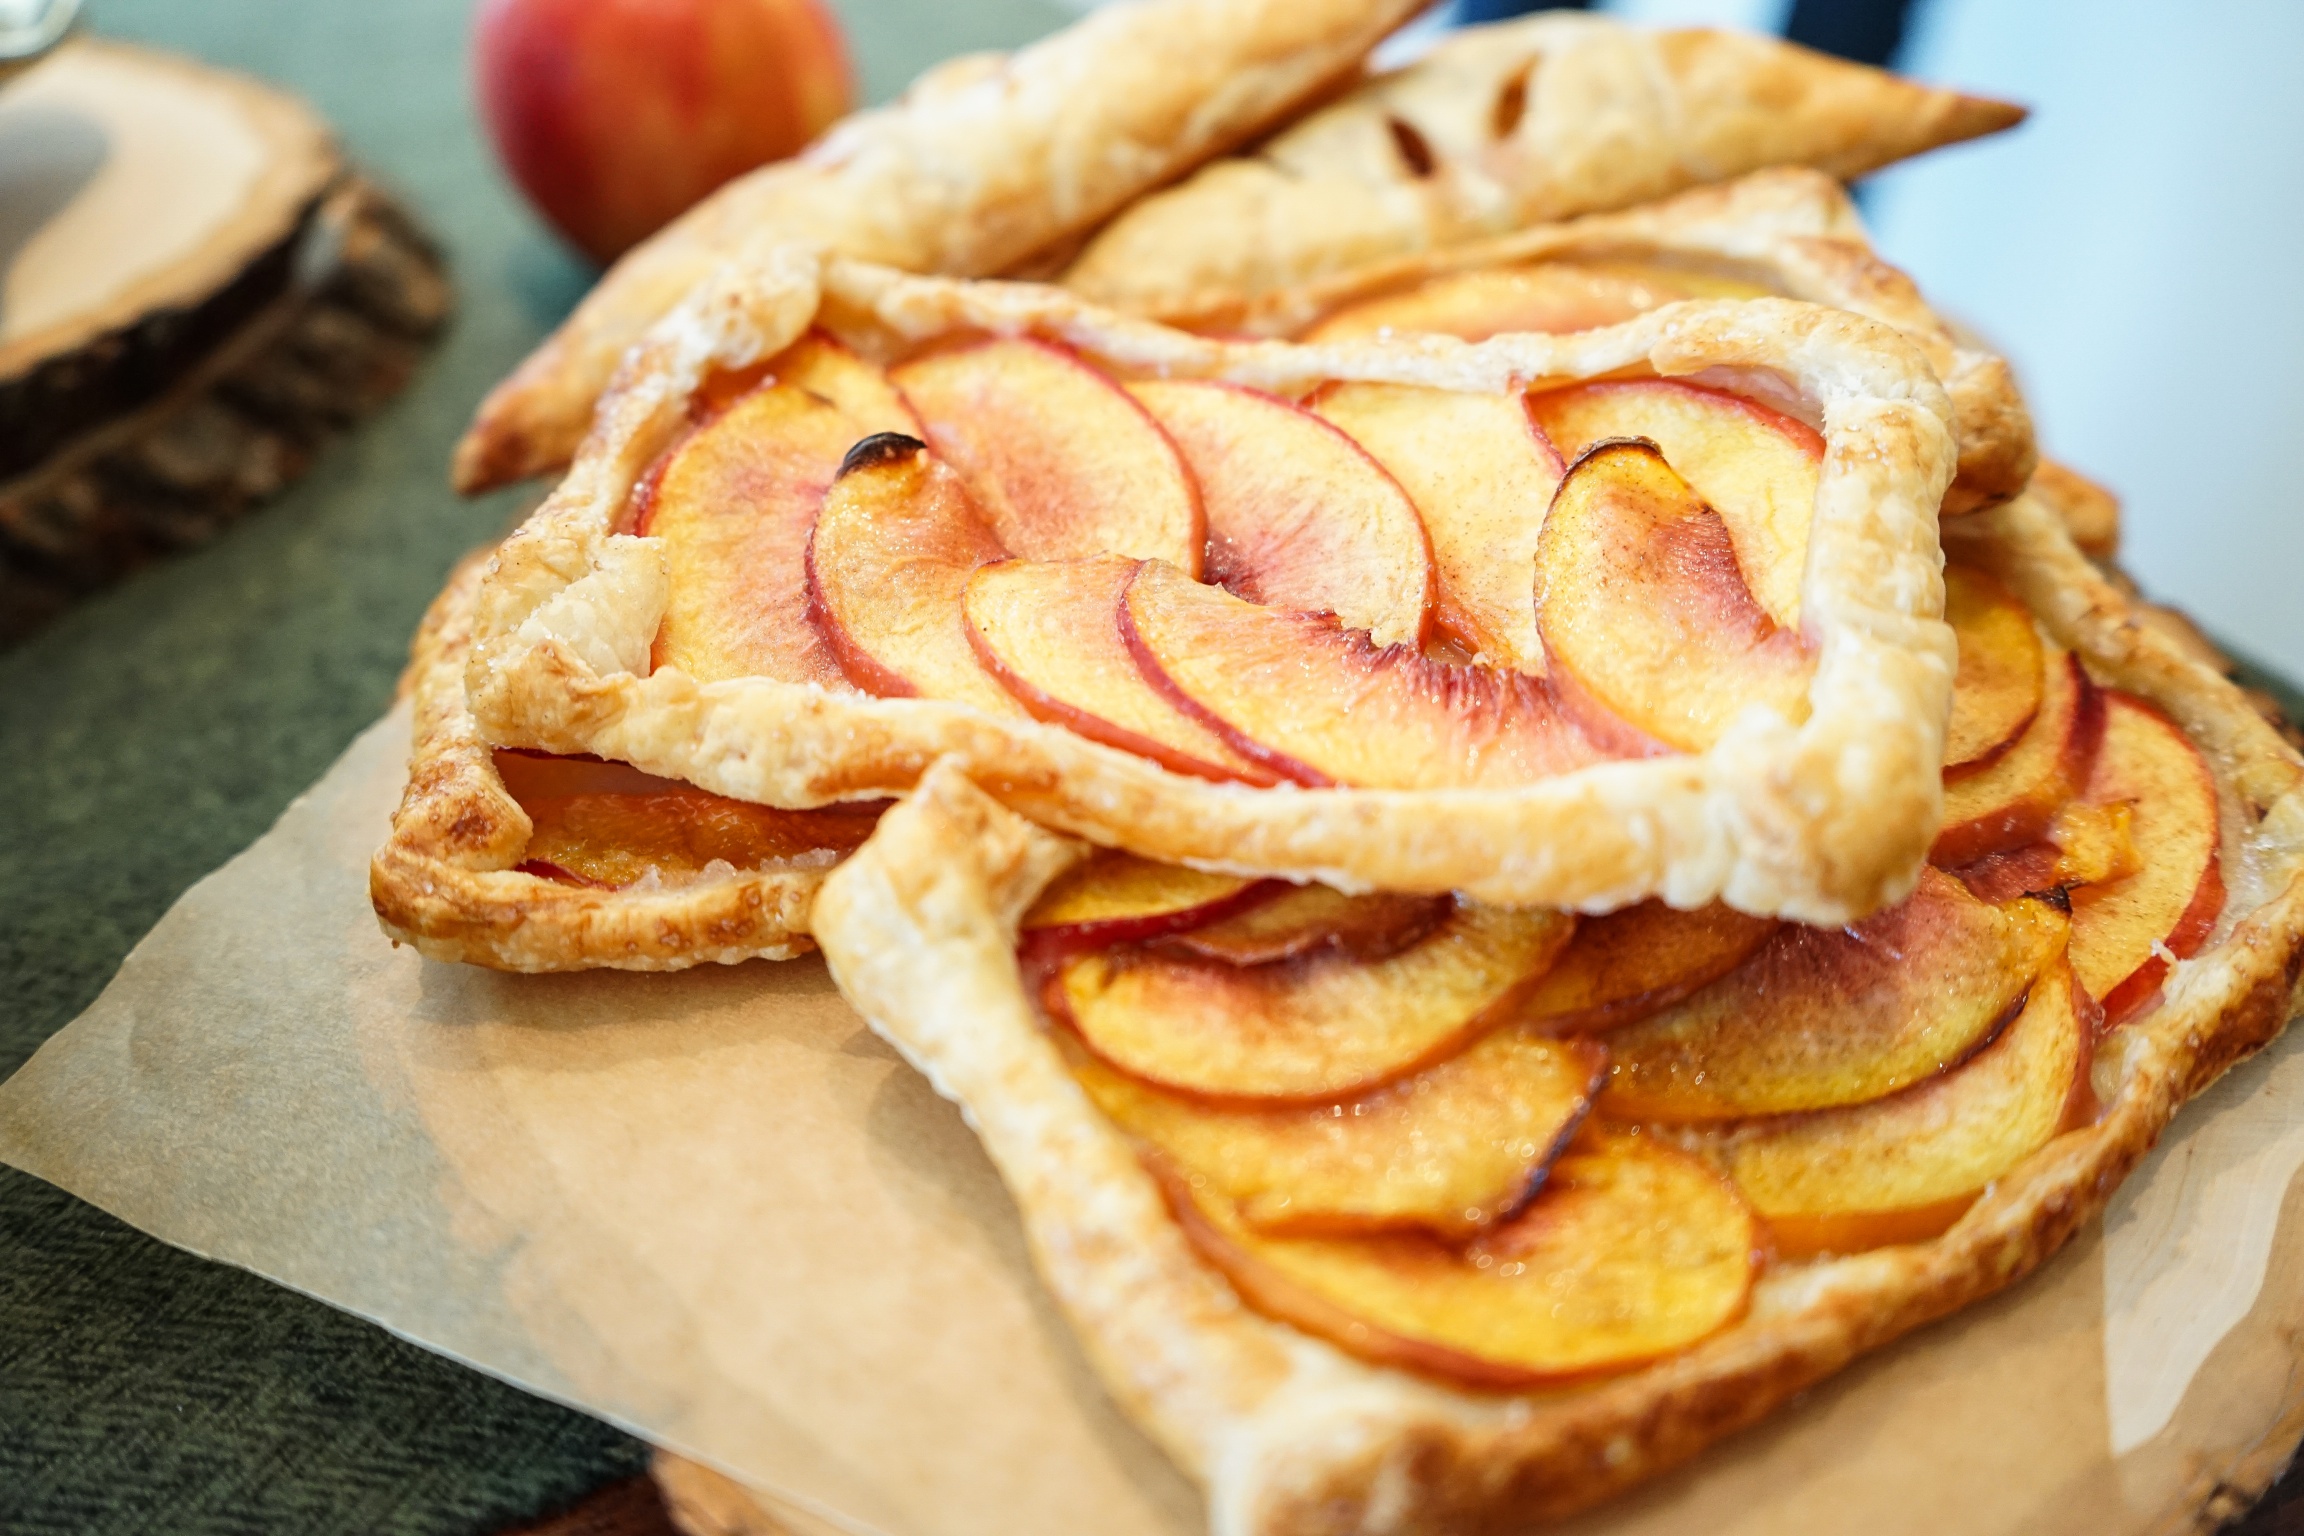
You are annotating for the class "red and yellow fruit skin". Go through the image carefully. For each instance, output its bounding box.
[475,0,853,265]
[1933,651,2107,868]
[1729,960,2102,1260]
[2069,692,2228,1026]
[1155,1131,1764,1391]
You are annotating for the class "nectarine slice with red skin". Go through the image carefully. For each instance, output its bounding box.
[1600,868,2070,1121]
[805,437,1022,715]
[1020,852,1275,959]
[1934,647,2105,867]
[640,334,915,688]
[1121,561,1608,790]
[1163,1127,1759,1388]
[1167,884,1450,967]
[1311,381,1564,672]
[1711,958,2095,1258]
[892,337,1203,573]
[1519,901,1778,1035]
[496,751,885,889]
[774,330,915,426]
[1534,438,1813,755]
[1130,379,1433,649]
[495,749,687,800]
[518,792,882,888]
[1950,801,2142,907]
[673,329,913,439]
[1047,901,1575,1101]
[1304,261,1775,345]
[964,557,1277,784]
[1942,562,2045,772]
[1527,377,1822,631]
[2068,692,2226,1025]
[1069,1028,1607,1238]
[514,858,613,889]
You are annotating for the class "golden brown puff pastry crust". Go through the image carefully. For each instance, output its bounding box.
[370,552,833,972]
[462,252,1960,925]
[2029,457,2122,558]
[451,0,1425,494]
[1059,15,2023,325]
[803,494,2304,1535]
[1217,167,2033,515]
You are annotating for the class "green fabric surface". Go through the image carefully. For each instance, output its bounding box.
[0,0,1065,1530]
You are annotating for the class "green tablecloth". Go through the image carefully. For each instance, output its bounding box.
[0,1,1065,1529]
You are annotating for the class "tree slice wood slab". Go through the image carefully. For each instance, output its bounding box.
[0,38,451,646]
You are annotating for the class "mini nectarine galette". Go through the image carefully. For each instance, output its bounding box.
[806,483,2304,1533]
[384,182,2295,1530]
[454,252,1967,929]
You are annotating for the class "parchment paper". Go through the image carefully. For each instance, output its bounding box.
[5,707,2304,1536]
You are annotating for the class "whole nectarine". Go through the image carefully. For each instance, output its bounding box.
[475,0,854,265]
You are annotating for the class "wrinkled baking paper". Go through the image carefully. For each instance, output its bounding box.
[2104,1038,2304,1457]
[4,708,2304,1536]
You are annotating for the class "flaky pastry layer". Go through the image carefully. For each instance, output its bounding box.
[370,554,828,971]
[464,253,1960,925]
[1060,13,2023,324]
[805,495,2304,1534]
[452,0,1425,492]
[1225,167,2034,516]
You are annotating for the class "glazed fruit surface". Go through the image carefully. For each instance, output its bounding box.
[623,331,2226,1391]
[639,330,1845,793]
[1009,574,2223,1385]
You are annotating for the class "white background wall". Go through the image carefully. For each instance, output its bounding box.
[1863,0,2304,679]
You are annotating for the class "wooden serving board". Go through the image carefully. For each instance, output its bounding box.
[0,38,449,644]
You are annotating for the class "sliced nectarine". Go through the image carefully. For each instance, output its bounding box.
[1168,884,1450,967]
[1047,901,1574,1101]
[1951,800,2142,907]
[1712,957,2093,1258]
[1943,562,2045,772]
[774,331,915,426]
[1527,378,1822,630]
[963,557,1275,783]
[1934,647,2105,867]
[1164,1127,1758,1387]
[1311,381,1564,672]
[641,334,915,688]
[1130,380,1432,648]
[1534,438,1812,754]
[1020,851,1273,957]
[519,793,880,887]
[891,337,1202,572]
[2051,801,2146,888]
[1519,901,1779,1034]
[1304,261,1774,345]
[497,751,884,888]
[1121,560,1606,789]
[1600,869,2069,1121]
[494,749,687,800]
[805,435,1021,714]
[1068,1028,1607,1238]
[2068,692,2225,1024]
